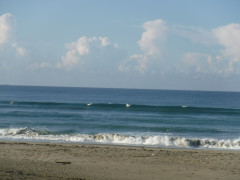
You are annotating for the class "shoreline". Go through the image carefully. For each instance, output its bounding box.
[1,139,239,151]
[1,141,240,179]
[1,137,240,151]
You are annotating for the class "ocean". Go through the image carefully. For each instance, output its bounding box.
[0,85,240,150]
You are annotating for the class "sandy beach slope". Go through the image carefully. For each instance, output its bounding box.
[0,141,239,179]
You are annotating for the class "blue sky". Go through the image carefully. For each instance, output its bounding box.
[0,0,240,91]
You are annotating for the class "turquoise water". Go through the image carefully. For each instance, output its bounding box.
[1,85,240,150]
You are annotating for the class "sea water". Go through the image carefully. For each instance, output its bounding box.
[0,85,240,150]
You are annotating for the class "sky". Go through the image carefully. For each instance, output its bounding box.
[0,0,240,91]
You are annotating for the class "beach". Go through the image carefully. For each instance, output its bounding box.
[1,87,240,179]
[0,141,239,180]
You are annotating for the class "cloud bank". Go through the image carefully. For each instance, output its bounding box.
[118,18,240,77]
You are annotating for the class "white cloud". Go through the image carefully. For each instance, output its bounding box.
[175,25,215,45]
[180,23,240,75]
[12,43,26,57]
[119,20,240,76]
[58,36,110,69]
[119,19,168,73]
[138,19,167,56]
[119,54,148,73]
[129,54,148,73]
[0,13,14,46]
[213,23,240,59]
[58,49,79,68]
[99,37,110,47]
[74,36,91,55]
[183,52,212,74]
[0,13,27,58]
[182,52,239,75]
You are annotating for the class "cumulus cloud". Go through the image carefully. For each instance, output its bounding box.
[138,19,167,56]
[0,13,14,46]
[119,19,168,73]
[213,23,240,74]
[213,23,240,59]
[58,36,110,69]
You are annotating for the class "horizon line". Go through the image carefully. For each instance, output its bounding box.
[0,84,239,93]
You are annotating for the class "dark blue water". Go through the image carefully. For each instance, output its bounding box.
[1,85,240,150]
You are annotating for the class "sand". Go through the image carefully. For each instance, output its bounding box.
[0,141,239,180]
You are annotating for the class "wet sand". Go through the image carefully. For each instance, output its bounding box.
[0,141,239,179]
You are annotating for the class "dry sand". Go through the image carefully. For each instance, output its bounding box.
[0,141,240,180]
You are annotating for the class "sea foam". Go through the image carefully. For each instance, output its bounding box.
[0,127,240,150]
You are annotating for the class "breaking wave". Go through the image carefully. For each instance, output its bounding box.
[1,127,240,150]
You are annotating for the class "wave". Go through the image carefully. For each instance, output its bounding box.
[1,100,240,115]
[1,127,240,150]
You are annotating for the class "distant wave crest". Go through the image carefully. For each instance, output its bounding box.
[1,100,240,115]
